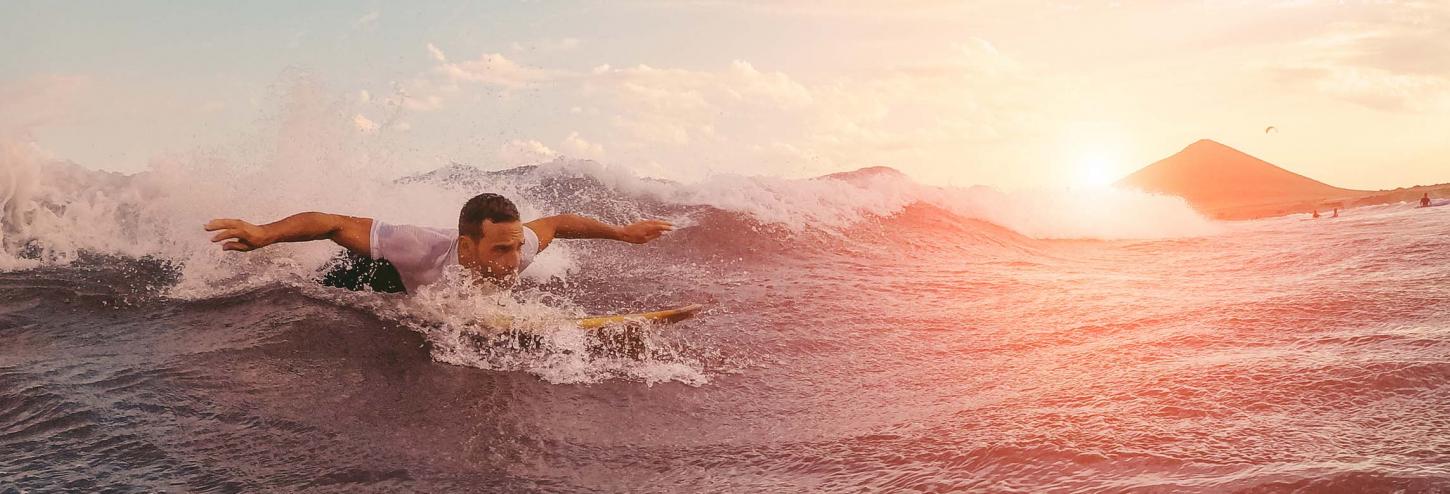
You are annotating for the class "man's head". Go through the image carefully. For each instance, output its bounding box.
[456,193,525,280]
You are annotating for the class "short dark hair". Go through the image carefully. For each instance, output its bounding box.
[458,193,520,239]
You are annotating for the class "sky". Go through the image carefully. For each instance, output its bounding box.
[2,0,1447,190]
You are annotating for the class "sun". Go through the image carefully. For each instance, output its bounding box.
[1071,153,1118,188]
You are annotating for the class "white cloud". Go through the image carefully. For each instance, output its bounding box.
[561,131,605,159]
[577,60,818,147]
[498,139,559,165]
[426,43,448,63]
[428,44,572,88]
[393,37,1053,179]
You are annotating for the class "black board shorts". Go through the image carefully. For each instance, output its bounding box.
[319,251,407,294]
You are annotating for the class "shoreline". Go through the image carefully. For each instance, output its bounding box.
[1202,183,1450,220]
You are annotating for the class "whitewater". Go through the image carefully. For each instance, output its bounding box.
[2,89,1448,492]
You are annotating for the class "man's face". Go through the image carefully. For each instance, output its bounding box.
[460,219,525,281]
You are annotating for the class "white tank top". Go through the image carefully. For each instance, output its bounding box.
[368,220,539,292]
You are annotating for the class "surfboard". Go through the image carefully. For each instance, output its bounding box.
[574,304,704,329]
[467,304,702,358]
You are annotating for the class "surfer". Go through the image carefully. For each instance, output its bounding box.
[1312,209,1320,219]
[1422,193,1432,208]
[203,193,672,293]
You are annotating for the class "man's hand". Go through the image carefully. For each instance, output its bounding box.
[617,219,673,244]
[204,213,371,255]
[205,218,274,252]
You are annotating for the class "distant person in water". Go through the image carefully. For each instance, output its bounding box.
[1423,193,1432,208]
[1312,209,1320,219]
[1332,208,1339,218]
[203,193,672,293]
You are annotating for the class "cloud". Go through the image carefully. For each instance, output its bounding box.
[440,53,567,87]
[1270,60,1450,113]
[353,114,378,133]
[498,139,559,165]
[577,60,818,147]
[393,37,1054,179]
[594,60,813,108]
[1261,2,1450,112]
[561,131,605,159]
[426,43,447,63]
[426,43,572,88]
[384,76,445,111]
[353,10,379,29]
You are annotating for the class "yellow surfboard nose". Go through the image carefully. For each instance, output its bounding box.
[574,304,705,329]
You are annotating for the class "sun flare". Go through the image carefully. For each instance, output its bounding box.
[1072,153,1118,188]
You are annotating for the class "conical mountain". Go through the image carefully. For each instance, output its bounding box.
[1119,139,1363,218]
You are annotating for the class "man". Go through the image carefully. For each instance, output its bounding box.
[1422,193,1432,208]
[203,193,672,293]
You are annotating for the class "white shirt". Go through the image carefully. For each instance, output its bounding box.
[368,220,539,292]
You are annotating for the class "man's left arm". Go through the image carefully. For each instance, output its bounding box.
[524,214,673,252]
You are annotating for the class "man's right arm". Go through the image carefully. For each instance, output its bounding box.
[204,212,372,255]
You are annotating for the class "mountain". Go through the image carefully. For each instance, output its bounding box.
[1117,139,1369,219]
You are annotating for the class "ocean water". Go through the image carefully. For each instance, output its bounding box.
[2,109,1449,492]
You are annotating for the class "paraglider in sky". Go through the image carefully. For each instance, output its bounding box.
[1265,126,1278,135]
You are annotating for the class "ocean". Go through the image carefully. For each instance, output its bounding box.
[2,133,1449,492]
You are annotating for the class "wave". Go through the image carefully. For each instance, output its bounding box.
[0,75,1220,281]
[0,140,1219,283]
[0,80,1221,383]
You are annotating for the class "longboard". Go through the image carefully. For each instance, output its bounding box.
[574,304,704,329]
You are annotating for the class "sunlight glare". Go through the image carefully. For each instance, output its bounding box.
[1073,153,1117,188]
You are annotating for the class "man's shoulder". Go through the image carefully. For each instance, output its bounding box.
[373,222,458,264]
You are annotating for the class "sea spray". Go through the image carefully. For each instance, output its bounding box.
[292,267,709,385]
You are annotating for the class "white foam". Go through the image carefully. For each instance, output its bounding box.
[0,138,42,270]
[296,269,708,385]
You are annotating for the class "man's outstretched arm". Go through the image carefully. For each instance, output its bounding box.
[525,214,672,252]
[204,212,372,255]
